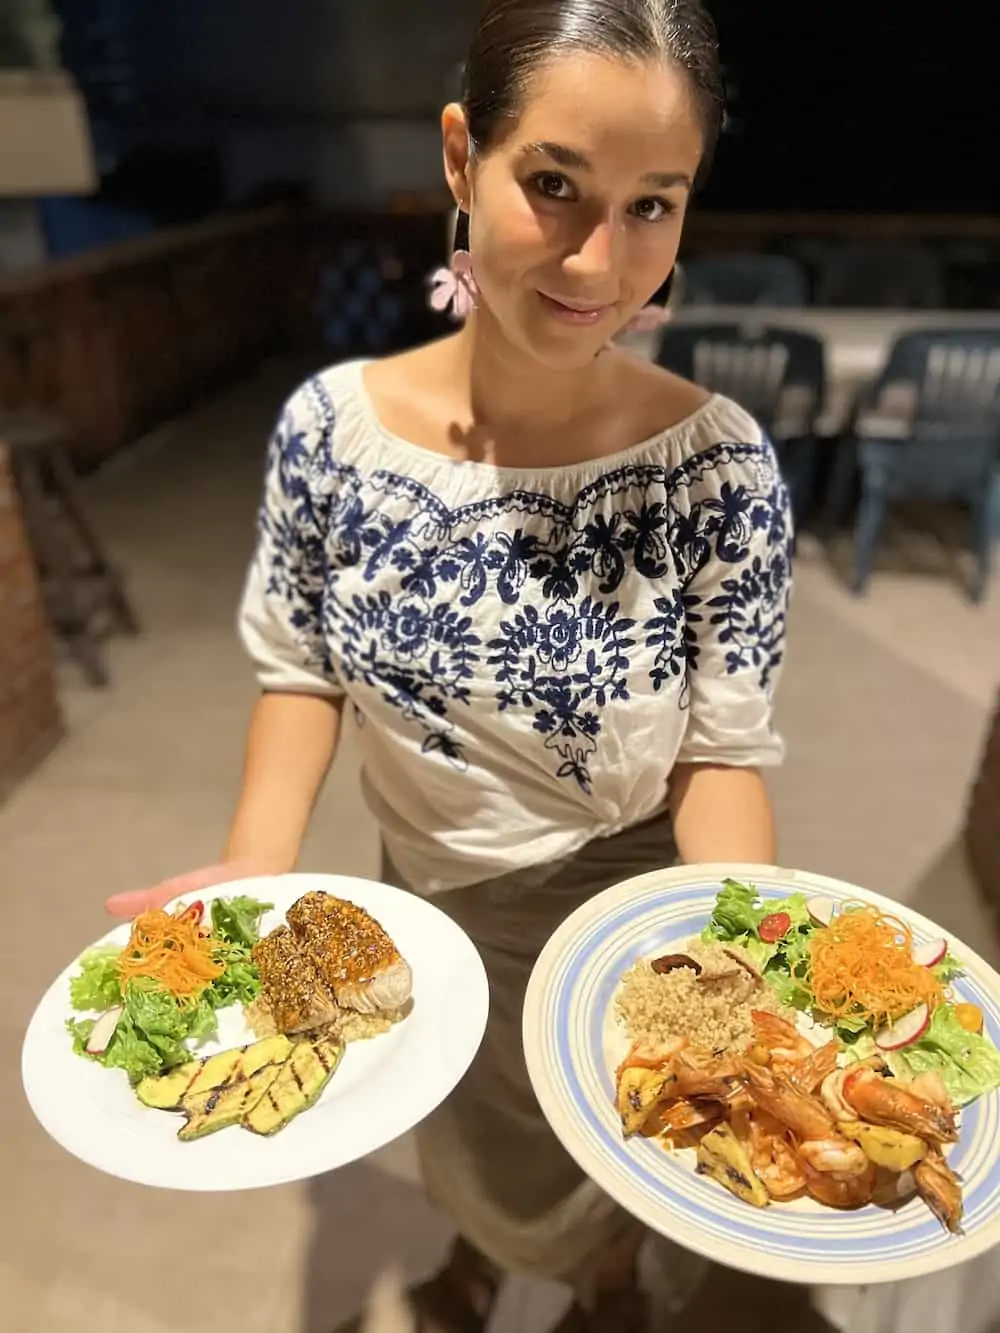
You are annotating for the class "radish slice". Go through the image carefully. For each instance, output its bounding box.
[85,1006,123,1055]
[912,938,947,968]
[806,896,836,927]
[875,1003,929,1051]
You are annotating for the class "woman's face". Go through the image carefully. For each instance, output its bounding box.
[444,52,705,369]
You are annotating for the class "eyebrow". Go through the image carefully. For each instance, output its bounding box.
[520,140,692,189]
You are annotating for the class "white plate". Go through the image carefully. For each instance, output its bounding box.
[22,874,489,1191]
[523,863,1000,1285]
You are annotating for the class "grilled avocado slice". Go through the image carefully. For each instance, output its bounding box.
[135,1035,292,1110]
[177,1063,285,1142]
[242,1036,344,1137]
[696,1124,770,1208]
[134,1060,203,1110]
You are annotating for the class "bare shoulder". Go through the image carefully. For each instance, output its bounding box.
[363,339,451,404]
[609,351,712,436]
[611,350,766,452]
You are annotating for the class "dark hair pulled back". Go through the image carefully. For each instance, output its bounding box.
[461,0,724,181]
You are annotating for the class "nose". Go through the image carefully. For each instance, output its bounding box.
[563,207,622,284]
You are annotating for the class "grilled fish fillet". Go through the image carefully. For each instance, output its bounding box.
[252,924,341,1034]
[287,891,413,1014]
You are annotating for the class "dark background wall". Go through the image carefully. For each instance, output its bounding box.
[53,0,1000,215]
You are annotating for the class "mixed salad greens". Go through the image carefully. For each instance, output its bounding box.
[702,879,1000,1107]
[66,895,271,1085]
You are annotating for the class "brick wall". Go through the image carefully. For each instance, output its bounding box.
[965,694,1000,914]
[0,441,62,797]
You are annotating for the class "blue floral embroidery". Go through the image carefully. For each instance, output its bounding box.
[487,597,635,792]
[257,380,791,789]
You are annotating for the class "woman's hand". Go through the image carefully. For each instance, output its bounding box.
[104,859,279,918]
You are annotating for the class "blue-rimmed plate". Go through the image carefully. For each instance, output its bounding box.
[522,863,1000,1285]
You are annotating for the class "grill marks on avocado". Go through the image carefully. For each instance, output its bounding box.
[136,1031,346,1141]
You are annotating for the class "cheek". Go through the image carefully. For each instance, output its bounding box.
[627,216,685,289]
[470,191,551,285]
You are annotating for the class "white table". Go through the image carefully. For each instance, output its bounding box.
[621,305,1000,435]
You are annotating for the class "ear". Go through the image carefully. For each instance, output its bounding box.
[441,102,472,209]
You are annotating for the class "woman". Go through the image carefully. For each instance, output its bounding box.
[109,1,792,1329]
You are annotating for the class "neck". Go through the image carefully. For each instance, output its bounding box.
[448,307,613,441]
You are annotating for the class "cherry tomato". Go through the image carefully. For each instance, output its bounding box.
[759,911,792,943]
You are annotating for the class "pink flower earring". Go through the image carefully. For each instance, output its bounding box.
[621,303,671,334]
[427,208,479,321]
[620,267,677,335]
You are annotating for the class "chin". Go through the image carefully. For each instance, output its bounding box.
[513,315,614,371]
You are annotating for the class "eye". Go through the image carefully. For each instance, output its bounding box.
[629,196,676,224]
[530,171,577,202]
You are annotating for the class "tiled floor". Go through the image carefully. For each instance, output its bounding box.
[4,360,999,1333]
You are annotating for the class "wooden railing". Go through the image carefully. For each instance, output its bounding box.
[0,204,452,468]
[0,206,316,467]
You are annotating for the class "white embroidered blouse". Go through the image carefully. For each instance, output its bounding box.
[238,360,792,893]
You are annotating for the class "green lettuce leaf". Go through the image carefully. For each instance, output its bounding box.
[210,895,272,949]
[703,881,819,1009]
[206,894,271,1007]
[890,1005,1000,1107]
[702,879,763,939]
[934,952,964,984]
[208,957,263,1008]
[68,944,123,1012]
[74,979,218,1085]
[68,894,271,1083]
[65,1016,97,1057]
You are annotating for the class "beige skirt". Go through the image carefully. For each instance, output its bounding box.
[383,811,704,1304]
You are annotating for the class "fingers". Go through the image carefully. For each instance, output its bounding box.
[104,863,248,917]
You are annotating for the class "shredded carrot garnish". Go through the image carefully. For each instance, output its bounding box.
[808,903,945,1028]
[117,905,223,1000]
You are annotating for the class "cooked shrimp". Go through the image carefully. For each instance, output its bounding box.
[616,1041,735,1135]
[616,1037,687,1079]
[821,1068,859,1124]
[796,1136,870,1176]
[742,1063,838,1141]
[671,1051,741,1103]
[745,1111,808,1199]
[752,1011,814,1065]
[841,1067,958,1145]
[788,1040,840,1095]
[909,1070,952,1113]
[743,1064,868,1175]
[913,1148,963,1233]
[802,1159,877,1210]
[656,1098,720,1134]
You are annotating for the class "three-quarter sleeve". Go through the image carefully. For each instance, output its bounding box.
[238,386,343,697]
[672,436,792,767]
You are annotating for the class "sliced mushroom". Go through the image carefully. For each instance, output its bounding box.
[651,953,703,976]
[721,947,764,983]
[697,968,745,985]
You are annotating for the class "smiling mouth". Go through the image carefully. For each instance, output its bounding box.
[537,292,613,324]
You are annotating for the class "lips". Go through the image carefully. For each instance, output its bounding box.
[537,292,613,326]
[541,293,609,313]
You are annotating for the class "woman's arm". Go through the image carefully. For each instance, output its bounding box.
[668,762,776,865]
[223,691,345,872]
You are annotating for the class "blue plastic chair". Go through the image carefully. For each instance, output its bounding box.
[816,244,945,310]
[656,322,826,516]
[680,254,808,308]
[825,330,1000,600]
